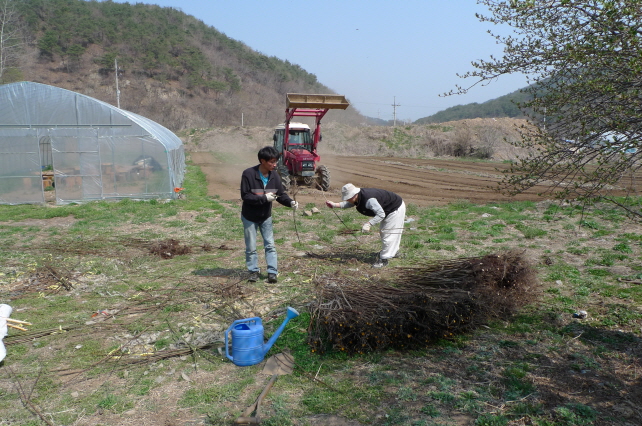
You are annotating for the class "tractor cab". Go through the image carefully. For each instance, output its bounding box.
[273,123,313,154]
[273,122,318,184]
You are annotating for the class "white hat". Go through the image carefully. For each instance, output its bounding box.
[341,183,360,201]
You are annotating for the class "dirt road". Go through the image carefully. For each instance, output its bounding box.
[190,151,547,207]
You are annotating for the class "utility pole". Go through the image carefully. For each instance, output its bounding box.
[115,58,121,109]
[392,96,400,127]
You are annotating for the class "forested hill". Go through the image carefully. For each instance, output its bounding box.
[2,0,367,130]
[414,88,530,124]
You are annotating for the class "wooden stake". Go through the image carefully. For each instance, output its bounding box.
[7,324,28,331]
[6,318,32,325]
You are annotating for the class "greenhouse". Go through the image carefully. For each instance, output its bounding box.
[0,81,185,205]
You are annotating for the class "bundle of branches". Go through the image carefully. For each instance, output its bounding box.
[308,251,537,355]
[396,250,537,319]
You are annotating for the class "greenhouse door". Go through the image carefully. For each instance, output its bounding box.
[49,129,102,203]
[0,129,44,204]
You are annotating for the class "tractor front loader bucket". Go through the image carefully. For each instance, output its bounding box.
[286,94,349,110]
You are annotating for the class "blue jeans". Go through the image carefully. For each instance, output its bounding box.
[242,214,277,274]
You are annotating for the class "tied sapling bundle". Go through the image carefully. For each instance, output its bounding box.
[308,251,537,354]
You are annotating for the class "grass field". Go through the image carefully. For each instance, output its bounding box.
[1,164,641,426]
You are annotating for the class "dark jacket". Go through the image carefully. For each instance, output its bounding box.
[240,165,293,223]
[355,188,403,217]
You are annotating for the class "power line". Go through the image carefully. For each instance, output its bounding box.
[350,100,444,109]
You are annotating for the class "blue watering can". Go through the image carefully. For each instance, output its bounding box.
[225,307,300,366]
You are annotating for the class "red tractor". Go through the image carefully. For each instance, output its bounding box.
[273,93,349,191]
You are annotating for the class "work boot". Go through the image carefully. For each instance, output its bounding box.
[247,271,259,282]
[372,258,389,268]
[267,273,278,283]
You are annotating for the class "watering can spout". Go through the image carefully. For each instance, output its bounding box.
[263,307,299,355]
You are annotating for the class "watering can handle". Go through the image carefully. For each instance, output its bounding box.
[224,317,262,362]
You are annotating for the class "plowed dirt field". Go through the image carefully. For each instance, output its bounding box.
[190,151,549,206]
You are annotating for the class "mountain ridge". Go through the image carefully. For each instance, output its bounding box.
[414,88,530,124]
[5,0,369,130]
[3,0,526,131]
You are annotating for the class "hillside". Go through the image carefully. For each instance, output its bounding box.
[2,0,369,130]
[414,87,531,124]
[181,117,533,162]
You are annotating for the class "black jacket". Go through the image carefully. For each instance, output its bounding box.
[355,188,403,217]
[240,165,293,223]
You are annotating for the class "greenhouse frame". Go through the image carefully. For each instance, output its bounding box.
[0,81,185,205]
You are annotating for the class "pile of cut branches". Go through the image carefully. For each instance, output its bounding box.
[149,239,191,259]
[308,251,537,354]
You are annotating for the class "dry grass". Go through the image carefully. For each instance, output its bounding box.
[319,118,533,161]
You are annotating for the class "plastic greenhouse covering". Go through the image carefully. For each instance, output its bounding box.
[0,81,185,205]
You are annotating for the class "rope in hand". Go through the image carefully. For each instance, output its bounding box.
[317,184,362,244]
[286,179,364,257]
[291,180,302,245]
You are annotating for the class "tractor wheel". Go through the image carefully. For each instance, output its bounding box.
[280,173,291,191]
[277,165,291,191]
[315,165,330,191]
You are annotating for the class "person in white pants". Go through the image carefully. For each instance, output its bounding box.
[0,304,13,362]
[326,183,406,268]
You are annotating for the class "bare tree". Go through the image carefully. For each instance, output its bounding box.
[451,1,642,215]
[0,0,23,82]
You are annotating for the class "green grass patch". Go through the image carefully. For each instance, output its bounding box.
[1,164,642,425]
[515,223,547,239]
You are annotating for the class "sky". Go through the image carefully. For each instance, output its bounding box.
[110,0,529,122]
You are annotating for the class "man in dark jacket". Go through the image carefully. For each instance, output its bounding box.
[325,183,406,268]
[240,146,298,283]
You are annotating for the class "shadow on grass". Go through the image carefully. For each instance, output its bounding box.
[563,323,642,352]
[506,322,642,424]
[192,268,247,278]
[305,249,378,264]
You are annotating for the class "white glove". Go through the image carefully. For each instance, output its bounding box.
[290,201,299,210]
[265,192,277,202]
[361,222,372,232]
[325,201,340,209]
